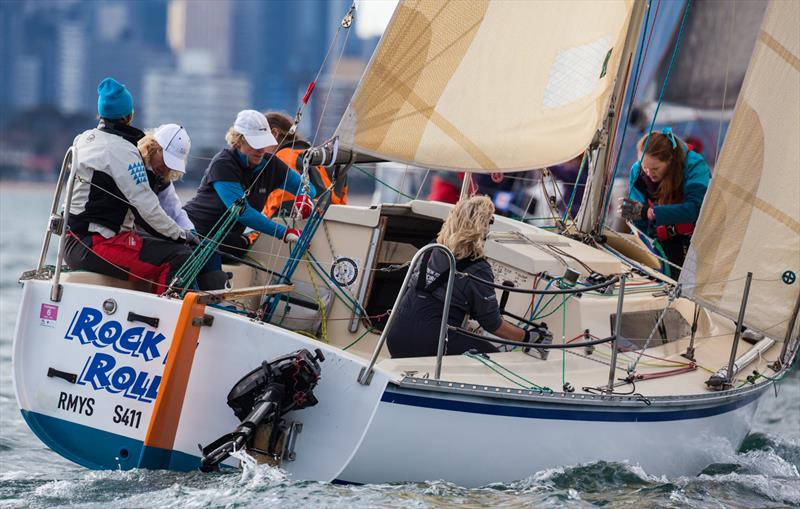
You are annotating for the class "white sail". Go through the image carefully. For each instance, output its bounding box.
[680,0,800,340]
[335,0,635,172]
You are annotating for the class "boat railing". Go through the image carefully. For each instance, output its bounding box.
[357,243,458,385]
[36,145,78,302]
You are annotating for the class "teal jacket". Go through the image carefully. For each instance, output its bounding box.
[627,149,711,235]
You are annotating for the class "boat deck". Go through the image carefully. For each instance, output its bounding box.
[376,335,780,397]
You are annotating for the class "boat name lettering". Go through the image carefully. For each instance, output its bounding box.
[64,307,164,361]
[78,352,161,403]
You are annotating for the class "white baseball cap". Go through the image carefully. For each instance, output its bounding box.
[233,109,277,149]
[154,124,191,173]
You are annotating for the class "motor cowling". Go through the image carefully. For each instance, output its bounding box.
[200,348,324,472]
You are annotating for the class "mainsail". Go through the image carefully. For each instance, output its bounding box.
[680,0,800,340]
[335,0,635,172]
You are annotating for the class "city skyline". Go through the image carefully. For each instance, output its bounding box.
[0,0,391,178]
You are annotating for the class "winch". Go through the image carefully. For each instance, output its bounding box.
[199,348,324,471]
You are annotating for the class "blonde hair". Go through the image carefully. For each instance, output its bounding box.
[225,127,245,149]
[137,132,183,182]
[436,195,495,260]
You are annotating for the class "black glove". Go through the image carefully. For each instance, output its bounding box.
[183,229,201,246]
[619,198,647,221]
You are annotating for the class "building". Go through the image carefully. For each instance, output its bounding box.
[142,59,251,152]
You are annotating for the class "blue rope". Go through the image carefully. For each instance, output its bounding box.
[600,0,693,229]
[562,153,588,223]
[597,0,654,229]
[262,190,333,321]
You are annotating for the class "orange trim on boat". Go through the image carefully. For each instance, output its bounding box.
[142,292,206,450]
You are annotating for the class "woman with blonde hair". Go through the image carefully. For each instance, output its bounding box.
[183,110,316,257]
[137,124,194,231]
[387,196,529,358]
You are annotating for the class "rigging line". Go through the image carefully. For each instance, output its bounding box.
[634,0,693,169]
[713,0,736,168]
[562,151,589,224]
[628,291,677,374]
[353,164,416,199]
[311,24,353,146]
[539,170,561,223]
[414,168,431,201]
[597,0,659,230]
[395,164,411,204]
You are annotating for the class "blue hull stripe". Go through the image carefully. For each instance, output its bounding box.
[380,390,760,422]
[21,410,201,471]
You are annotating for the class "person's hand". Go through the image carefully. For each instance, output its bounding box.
[647,208,656,221]
[283,227,302,243]
[292,194,314,219]
[182,229,201,246]
[619,198,647,221]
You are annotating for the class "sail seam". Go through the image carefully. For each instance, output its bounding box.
[714,175,800,235]
[759,30,800,72]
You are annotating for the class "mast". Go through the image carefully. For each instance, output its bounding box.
[574,0,648,237]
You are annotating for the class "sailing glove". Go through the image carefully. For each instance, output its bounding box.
[283,227,302,243]
[182,229,202,246]
[619,198,647,221]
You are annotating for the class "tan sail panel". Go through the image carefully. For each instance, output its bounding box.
[680,0,800,340]
[336,0,635,172]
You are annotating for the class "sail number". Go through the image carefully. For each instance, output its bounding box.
[113,405,143,429]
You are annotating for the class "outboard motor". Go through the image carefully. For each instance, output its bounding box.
[200,348,324,472]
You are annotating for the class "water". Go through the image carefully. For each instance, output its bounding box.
[1,185,798,508]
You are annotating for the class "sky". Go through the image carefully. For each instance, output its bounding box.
[355,0,398,38]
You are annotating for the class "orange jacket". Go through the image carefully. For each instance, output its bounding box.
[263,142,347,217]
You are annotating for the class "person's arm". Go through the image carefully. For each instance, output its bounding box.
[652,155,711,226]
[280,164,317,199]
[158,183,194,230]
[491,320,527,341]
[212,180,287,239]
[109,148,183,240]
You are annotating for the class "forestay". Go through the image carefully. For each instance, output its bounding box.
[335,0,635,172]
[680,0,800,340]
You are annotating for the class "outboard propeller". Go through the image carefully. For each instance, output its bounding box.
[199,348,324,472]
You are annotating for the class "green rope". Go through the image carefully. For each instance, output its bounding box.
[170,202,243,296]
[463,352,552,393]
[343,327,377,351]
[353,165,416,200]
[561,294,567,387]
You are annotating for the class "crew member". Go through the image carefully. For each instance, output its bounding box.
[262,111,347,218]
[386,196,530,358]
[64,78,197,294]
[183,110,316,257]
[619,128,711,278]
[137,124,227,290]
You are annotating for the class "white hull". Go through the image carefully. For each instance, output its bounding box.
[13,279,772,485]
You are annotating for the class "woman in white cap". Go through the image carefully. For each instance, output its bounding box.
[136,124,229,290]
[184,110,316,256]
[137,124,194,230]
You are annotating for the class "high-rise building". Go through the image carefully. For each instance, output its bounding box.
[168,0,233,73]
[311,57,366,142]
[142,63,251,152]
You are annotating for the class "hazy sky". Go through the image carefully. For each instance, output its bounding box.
[356,0,398,38]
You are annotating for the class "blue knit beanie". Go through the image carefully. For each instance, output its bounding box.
[97,77,133,119]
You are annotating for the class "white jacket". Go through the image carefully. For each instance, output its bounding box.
[69,128,184,240]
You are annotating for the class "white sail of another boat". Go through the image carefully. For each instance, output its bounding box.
[335,0,635,172]
[679,0,800,341]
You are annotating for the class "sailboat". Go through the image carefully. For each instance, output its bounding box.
[12,0,799,486]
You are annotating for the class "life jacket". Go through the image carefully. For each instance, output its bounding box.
[646,198,695,241]
[263,140,347,218]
